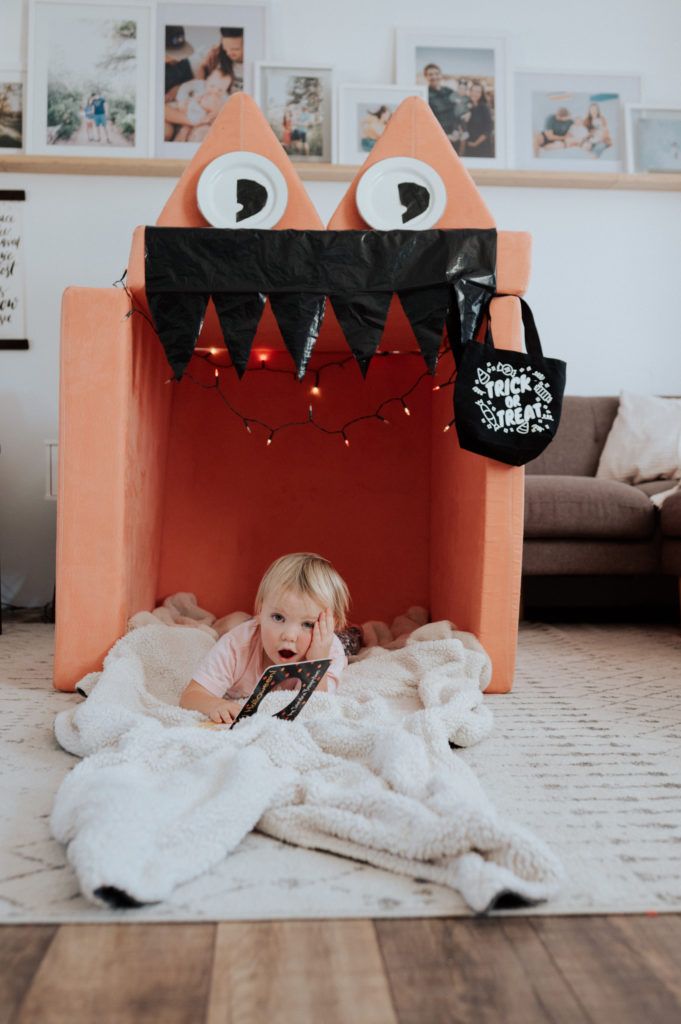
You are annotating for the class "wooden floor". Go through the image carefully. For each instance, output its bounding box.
[2,915,680,1023]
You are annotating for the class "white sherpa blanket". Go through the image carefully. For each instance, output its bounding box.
[52,620,564,914]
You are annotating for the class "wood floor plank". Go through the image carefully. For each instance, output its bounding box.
[530,916,681,1024]
[609,915,681,1002]
[206,920,397,1024]
[14,923,216,1024]
[376,918,585,1024]
[0,926,56,1024]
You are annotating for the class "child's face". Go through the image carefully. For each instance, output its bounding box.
[221,34,243,62]
[259,589,329,665]
[205,70,232,97]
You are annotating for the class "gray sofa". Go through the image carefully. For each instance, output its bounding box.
[523,396,681,619]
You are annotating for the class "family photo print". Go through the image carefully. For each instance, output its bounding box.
[626,105,681,173]
[514,70,641,171]
[396,31,506,168]
[0,71,23,150]
[337,83,427,165]
[256,62,334,163]
[27,0,151,157]
[155,2,267,158]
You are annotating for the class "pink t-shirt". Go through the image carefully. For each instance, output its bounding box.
[192,617,348,699]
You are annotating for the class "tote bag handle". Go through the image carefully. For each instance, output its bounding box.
[479,296,545,362]
[447,289,545,364]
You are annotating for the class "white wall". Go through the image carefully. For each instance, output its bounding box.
[1,0,681,605]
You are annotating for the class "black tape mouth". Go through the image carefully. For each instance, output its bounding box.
[144,227,497,382]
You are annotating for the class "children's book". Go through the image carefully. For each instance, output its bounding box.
[196,659,332,729]
[231,658,332,726]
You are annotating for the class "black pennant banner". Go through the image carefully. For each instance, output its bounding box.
[330,292,395,378]
[212,292,266,378]
[144,228,496,380]
[145,290,210,381]
[269,293,327,379]
[397,285,450,374]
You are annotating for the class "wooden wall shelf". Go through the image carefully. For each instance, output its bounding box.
[2,154,681,191]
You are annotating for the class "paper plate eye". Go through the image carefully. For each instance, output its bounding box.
[197,151,288,228]
[355,156,446,230]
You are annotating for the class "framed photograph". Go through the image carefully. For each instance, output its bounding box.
[0,70,24,151]
[27,0,151,157]
[255,62,334,163]
[337,83,427,165]
[513,70,641,172]
[395,30,507,168]
[155,3,267,158]
[626,105,681,174]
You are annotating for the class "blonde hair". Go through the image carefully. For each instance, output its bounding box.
[254,553,350,630]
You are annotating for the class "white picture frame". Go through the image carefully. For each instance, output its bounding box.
[0,69,25,152]
[395,29,507,168]
[513,70,642,172]
[625,104,681,174]
[26,0,151,157]
[155,3,268,159]
[255,61,335,163]
[337,83,427,166]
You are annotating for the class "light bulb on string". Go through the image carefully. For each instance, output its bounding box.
[311,372,321,397]
[443,419,455,433]
[401,399,411,416]
[342,431,350,447]
[266,431,274,446]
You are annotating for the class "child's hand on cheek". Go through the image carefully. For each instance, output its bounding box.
[304,609,334,662]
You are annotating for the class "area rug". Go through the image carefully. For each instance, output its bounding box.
[0,621,679,923]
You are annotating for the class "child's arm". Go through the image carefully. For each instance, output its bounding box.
[180,679,242,723]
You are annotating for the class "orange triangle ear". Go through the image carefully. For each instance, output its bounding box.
[327,96,495,230]
[156,92,323,229]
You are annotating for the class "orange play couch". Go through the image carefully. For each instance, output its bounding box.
[55,95,530,693]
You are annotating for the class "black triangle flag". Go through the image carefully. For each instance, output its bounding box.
[146,291,210,381]
[397,284,449,374]
[269,293,326,379]
[212,292,266,378]
[330,291,393,377]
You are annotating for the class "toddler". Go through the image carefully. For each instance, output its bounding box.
[172,68,233,141]
[179,553,350,724]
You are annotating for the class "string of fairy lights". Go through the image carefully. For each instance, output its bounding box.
[117,274,458,446]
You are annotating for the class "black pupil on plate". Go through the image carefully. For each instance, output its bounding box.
[398,181,431,223]
[236,178,269,221]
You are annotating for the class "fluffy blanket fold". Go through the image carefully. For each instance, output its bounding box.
[52,620,563,914]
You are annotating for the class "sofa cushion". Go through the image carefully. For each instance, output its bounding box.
[523,540,659,575]
[526,396,619,477]
[660,492,681,538]
[596,392,681,484]
[525,476,656,540]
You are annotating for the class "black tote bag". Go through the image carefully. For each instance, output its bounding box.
[452,297,566,466]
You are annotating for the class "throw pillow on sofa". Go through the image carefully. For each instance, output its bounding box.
[596,392,681,485]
